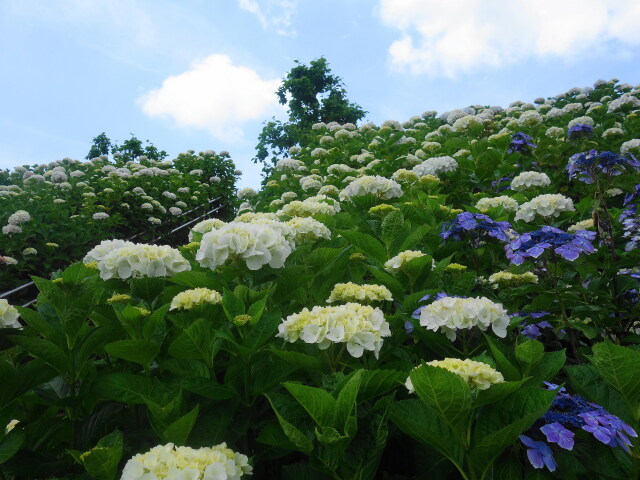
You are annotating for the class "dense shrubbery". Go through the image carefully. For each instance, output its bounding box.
[2,79,640,479]
[0,150,239,292]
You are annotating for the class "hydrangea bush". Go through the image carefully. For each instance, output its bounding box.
[2,79,640,479]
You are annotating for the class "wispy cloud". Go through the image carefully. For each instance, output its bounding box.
[138,54,282,142]
[378,0,640,77]
[237,0,297,35]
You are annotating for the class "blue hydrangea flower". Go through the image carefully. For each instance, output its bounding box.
[441,212,514,244]
[540,422,575,450]
[519,435,557,472]
[568,124,593,140]
[567,150,640,184]
[620,185,640,251]
[491,176,512,192]
[508,132,537,154]
[505,226,596,265]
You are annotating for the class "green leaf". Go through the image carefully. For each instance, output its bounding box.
[169,271,223,290]
[357,369,406,402]
[390,399,463,467]
[222,288,245,321]
[61,262,98,284]
[334,370,363,434]
[473,381,524,408]
[337,230,387,264]
[515,340,544,374]
[526,350,565,387]
[168,318,215,367]
[0,430,24,464]
[486,336,521,381]
[592,342,640,417]
[244,310,281,350]
[129,277,165,304]
[0,362,57,413]
[271,350,323,371]
[181,377,236,401]
[162,405,199,444]
[92,373,152,404]
[71,429,123,480]
[381,210,405,247]
[104,340,160,367]
[266,394,313,454]
[410,364,472,426]
[247,299,267,324]
[283,382,336,427]
[9,336,68,375]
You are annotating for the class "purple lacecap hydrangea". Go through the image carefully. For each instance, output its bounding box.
[441,212,514,244]
[512,311,565,340]
[567,150,640,184]
[505,226,596,265]
[508,132,537,154]
[520,383,637,472]
[567,124,593,140]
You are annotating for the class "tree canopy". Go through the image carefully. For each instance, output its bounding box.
[253,57,366,166]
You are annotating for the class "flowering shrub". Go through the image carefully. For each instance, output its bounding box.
[3,79,640,479]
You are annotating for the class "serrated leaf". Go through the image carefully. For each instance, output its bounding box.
[283,382,336,427]
[592,342,640,416]
[104,340,159,367]
[337,230,387,264]
[334,370,363,434]
[410,364,472,426]
[0,431,24,464]
[515,340,544,374]
[162,405,199,444]
[9,336,68,375]
[266,394,313,454]
[92,373,151,404]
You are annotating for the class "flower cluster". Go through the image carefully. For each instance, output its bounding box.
[327,283,393,304]
[475,196,519,212]
[488,271,538,287]
[97,244,191,280]
[189,218,227,242]
[505,226,596,265]
[284,217,331,244]
[412,156,458,177]
[514,194,575,222]
[405,358,504,393]
[510,171,551,191]
[0,299,20,328]
[277,197,340,217]
[507,132,536,154]
[520,383,637,472]
[120,442,252,479]
[196,222,292,271]
[277,303,391,358]
[418,296,510,341]
[339,175,403,201]
[170,288,223,311]
[567,150,640,184]
[384,250,428,273]
[83,239,137,264]
[441,212,513,243]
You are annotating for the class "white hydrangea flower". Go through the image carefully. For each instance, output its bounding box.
[327,283,393,303]
[518,110,543,126]
[7,210,30,225]
[339,175,403,201]
[419,296,510,341]
[275,158,305,171]
[318,185,339,196]
[92,212,109,220]
[277,197,340,217]
[412,156,458,177]
[621,139,640,156]
[170,288,222,311]
[196,222,292,271]
[120,443,252,480]
[384,250,430,272]
[475,196,519,212]
[0,300,20,328]
[406,358,504,393]
[514,194,575,222]
[2,225,22,235]
[237,188,257,200]
[285,217,331,244]
[568,116,594,128]
[608,94,640,113]
[277,303,391,358]
[488,271,538,286]
[98,244,191,280]
[510,171,551,191]
[84,239,136,264]
[568,219,595,232]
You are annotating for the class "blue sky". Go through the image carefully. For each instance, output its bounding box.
[1,0,640,188]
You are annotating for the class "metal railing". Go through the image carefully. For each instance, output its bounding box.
[0,197,224,307]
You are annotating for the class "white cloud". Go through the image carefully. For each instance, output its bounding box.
[378,0,640,77]
[237,0,297,35]
[138,55,282,142]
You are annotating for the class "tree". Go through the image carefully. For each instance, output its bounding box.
[253,57,366,166]
[85,133,167,162]
[85,132,112,159]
